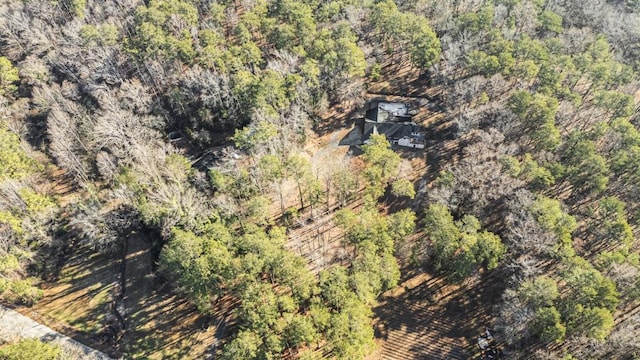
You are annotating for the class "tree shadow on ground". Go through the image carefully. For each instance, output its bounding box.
[372,269,507,360]
[28,227,224,360]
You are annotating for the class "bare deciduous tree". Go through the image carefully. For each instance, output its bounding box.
[47,102,92,183]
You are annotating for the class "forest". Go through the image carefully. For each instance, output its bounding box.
[0,0,639,359]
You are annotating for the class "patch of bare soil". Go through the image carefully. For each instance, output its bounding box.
[313,99,363,137]
[41,167,80,208]
[367,59,444,100]
[284,195,363,273]
[366,269,504,360]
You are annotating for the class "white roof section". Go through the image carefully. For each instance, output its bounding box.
[378,102,410,118]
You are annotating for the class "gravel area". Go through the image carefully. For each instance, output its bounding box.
[0,305,113,359]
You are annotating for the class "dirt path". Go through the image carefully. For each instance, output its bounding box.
[0,305,113,359]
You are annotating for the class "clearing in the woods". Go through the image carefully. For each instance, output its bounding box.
[12,59,496,360]
[363,60,503,360]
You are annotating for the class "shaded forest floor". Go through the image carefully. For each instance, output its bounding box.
[16,232,222,359]
[365,269,504,360]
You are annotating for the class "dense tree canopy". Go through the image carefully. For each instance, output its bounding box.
[423,203,505,280]
[1,0,640,358]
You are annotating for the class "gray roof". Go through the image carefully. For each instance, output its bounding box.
[365,102,413,123]
[363,122,415,140]
[340,101,424,147]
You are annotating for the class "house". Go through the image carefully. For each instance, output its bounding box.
[339,101,425,149]
[365,102,414,123]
